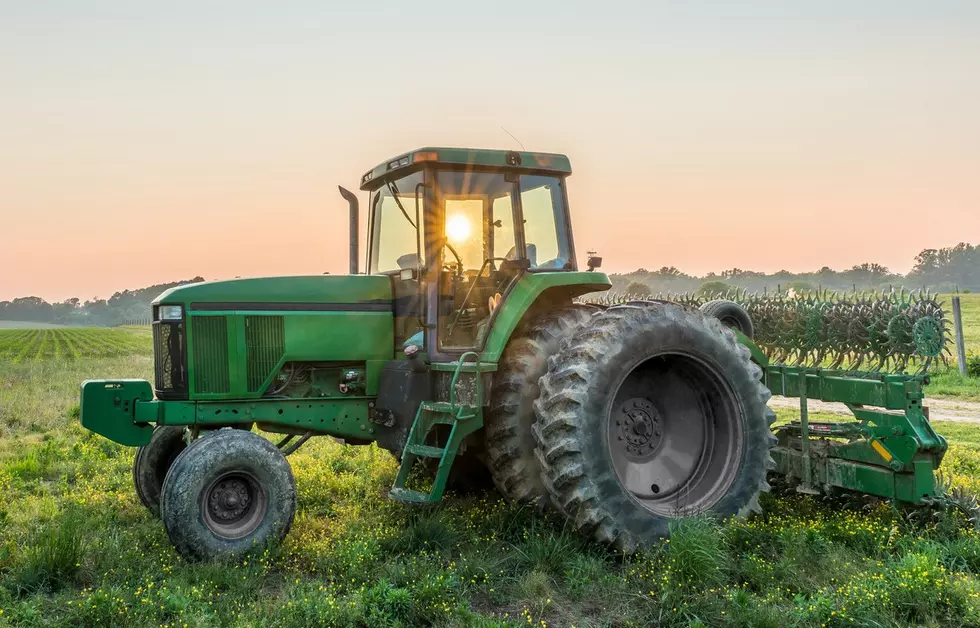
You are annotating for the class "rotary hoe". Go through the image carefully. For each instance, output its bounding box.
[79,148,962,561]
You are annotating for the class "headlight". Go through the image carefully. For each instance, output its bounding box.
[159,305,183,321]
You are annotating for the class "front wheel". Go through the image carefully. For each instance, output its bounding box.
[133,426,187,517]
[533,302,775,552]
[160,429,296,561]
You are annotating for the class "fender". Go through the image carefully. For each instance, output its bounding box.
[480,272,610,363]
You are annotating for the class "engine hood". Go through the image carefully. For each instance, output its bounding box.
[153,275,392,310]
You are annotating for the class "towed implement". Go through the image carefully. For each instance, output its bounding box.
[657,292,952,506]
[80,148,955,561]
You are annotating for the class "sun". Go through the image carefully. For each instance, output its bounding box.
[446,214,472,244]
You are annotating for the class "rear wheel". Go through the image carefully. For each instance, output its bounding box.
[160,429,296,561]
[485,304,597,502]
[533,301,774,551]
[133,426,187,517]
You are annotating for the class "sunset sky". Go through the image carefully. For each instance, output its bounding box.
[2,1,978,302]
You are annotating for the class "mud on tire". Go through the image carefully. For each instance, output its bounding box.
[485,304,598,502]
[532,301,775,552]
[160,429,296,562]
[133,425,187,517]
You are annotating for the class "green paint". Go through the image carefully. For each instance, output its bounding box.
[163,277,395,401]
[155,274,391,306]
[479,271,610,363]
[768,366,946,504]
[80,379,154,446]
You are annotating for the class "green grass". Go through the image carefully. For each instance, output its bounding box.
[947,293,980,359]
[2,325,980,625]
[924,294,980,399]
[0,327,151,362]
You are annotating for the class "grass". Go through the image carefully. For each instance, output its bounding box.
[948,294,980,359]
[926,294,980,400]
[2,328,980,625]
[0,327,151,362]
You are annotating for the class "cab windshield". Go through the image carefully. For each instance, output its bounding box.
[367,170,425,274]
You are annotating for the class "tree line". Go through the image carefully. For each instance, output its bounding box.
[1,243,976,326]
[0,278,204,327]
[615,243,979,296]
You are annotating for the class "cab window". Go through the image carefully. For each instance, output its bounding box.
[368,170,425,274]
[520,175,572,270]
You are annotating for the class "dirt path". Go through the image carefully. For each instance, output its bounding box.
[768,396,980,423]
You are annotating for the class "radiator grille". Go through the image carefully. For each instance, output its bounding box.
[245,316,285,392]
[152,321,186,398]
[192,316,230,394]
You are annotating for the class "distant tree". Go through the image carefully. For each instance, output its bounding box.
[697,281,734,298]
[625,281,653,297]
[0,277,205,326]
[655,266,684,279]
[909,243,979,290]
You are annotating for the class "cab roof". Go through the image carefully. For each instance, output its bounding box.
[359,147,572,191]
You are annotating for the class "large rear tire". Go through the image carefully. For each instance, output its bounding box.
[533,302,775,552]
[160,429,296,562]
[133,426,187,517]
[485,304,597,502]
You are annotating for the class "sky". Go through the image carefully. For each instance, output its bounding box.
[1,1,978,302]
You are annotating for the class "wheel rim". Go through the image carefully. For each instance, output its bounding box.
[201,472,267,540]
[606,352,743,516]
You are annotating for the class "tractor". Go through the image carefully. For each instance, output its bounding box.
[81,147,948,562]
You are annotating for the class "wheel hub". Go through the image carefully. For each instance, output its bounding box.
[615,398,662,456]
[208,478,252,522]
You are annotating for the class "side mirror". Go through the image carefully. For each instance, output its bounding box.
[587,252,602,271]
[399,268,418,281]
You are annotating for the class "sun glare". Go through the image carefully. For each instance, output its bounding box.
[446,214,472,243]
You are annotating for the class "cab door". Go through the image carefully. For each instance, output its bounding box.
[425,170,523,359]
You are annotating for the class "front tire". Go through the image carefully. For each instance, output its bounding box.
[533,302,774,552]
[133,426,187,517]
[160,429,296,561]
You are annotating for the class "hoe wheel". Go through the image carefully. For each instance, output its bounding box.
[699,299,754,339]
[485,304,598,502]
[133,426,187,517]
[160,429,296,562]
[533,302,775,552]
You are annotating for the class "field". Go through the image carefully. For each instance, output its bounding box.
[0,322,71,330]
[2,324,980,627]
[0,327,152,362]
[951,294,980,357]
[921,294,980,400]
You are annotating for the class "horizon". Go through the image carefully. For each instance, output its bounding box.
[2,2,978,302]
[1,249,970,304]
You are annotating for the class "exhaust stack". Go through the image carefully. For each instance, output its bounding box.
[338,186,359,274]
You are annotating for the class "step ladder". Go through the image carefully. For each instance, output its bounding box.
[390,352,485,504]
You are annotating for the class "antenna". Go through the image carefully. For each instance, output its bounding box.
[500,126,526,151]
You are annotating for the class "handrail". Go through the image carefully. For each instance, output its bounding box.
[450,351,482,417]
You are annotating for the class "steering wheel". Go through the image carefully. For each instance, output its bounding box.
[445,257,512,340]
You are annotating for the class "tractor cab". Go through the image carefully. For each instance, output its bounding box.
[355,148,578,359]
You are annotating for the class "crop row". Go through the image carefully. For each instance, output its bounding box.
[0,327,152,362]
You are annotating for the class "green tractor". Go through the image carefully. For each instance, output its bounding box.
[79,147,793,560]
